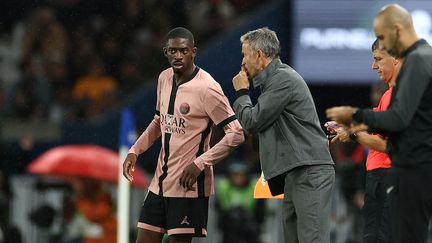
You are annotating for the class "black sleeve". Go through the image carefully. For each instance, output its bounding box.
[358,53,431,132]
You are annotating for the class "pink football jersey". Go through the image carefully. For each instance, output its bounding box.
[130,67,244,198]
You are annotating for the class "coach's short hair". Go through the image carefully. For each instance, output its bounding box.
[165,27,194,45]
[371,39,380,52]
[240,27,280,58]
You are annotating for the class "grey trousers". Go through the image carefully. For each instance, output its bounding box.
[282,164,335,243]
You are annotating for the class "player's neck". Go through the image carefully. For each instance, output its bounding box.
[174,64,196,85]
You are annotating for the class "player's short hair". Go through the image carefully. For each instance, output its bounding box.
[371,39,380,52]
[240,27,280,58]
[165,27,194,45]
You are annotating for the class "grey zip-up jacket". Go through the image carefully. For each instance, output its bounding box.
[233,59,334,180]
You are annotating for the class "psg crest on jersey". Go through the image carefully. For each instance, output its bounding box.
[179,103,190,115]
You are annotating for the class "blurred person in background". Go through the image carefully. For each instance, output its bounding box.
[6,58,51,120]
[122,27,244,243]
[0,170,22,243]
[327,39,401,243]
[43,60,74,123]
[71,57,118,119]
[215,160,264,243]
[118,56,145,99]
[188,0,235,43]
[21,4,68,71]
[61,178,116,243]
[232,27,335,243]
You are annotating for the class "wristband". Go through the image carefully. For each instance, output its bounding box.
[352,109,363,123]
[349,133,358,141]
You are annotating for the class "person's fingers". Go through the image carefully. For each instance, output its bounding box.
[186,177,196,191]
[123,161,132,181]
[186,177,191,189]
[128,163,135,181]
[187,175,193,189]
[180,172,192,189]
[179,173,186,188]
[331,134,339,143]
[122,154,138,182]
[122,162,127,177]
[340,136,350,143]
[349,124,368,133]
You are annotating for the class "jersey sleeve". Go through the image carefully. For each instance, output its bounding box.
[128,74,163,155]
[203,82,236,126]
[193,82,245,170]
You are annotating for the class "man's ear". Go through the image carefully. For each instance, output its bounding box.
[394,23,403,31]
[192,47,197,57]
[257,49,263,58]
[394,23,403,36]
[163,47,168,57]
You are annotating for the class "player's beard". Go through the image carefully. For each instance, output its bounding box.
[388,30,402,58]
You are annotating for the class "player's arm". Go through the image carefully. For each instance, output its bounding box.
[353,132,387,152]
[179,83,245,190]
[179,117,244,190]
[331,125,387,152]
[123,113,161,182]
[123,74,163,182]
[194,118,244,170]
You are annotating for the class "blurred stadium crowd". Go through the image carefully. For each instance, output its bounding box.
[3,1,430,243]
[0,0,263,123]
[0,1,270,242]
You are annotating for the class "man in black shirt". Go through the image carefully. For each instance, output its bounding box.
[326,4,432,243]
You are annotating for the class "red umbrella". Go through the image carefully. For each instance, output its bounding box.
[27,144,148,188]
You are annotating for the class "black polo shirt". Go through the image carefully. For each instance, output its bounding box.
[354,39,432,167]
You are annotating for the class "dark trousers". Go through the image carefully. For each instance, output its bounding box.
[363,168,391,243]
[389,165,432,243]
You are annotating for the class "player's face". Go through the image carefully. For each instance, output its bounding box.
[241,41,261,80]
[164,38,196,74]
[373,17,402,58]
[372,49,396,83]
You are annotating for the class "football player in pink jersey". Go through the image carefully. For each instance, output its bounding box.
[122,27,244,243]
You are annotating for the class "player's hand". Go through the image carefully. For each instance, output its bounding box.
[326,106,358,125]
[324,121,340,134]
[123,153,137,182]
[349,123,369,133]
[179,163,201,191]
[331,128,351,143]
[232,68,249,91]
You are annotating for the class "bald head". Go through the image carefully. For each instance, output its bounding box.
[377,4,413,29]
[373,4,419,58]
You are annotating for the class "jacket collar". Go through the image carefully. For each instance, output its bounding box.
[252,58,281,88]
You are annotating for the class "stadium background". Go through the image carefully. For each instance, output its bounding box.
[1,0,432,242]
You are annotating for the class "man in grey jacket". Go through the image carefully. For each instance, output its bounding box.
[231,27,335,243]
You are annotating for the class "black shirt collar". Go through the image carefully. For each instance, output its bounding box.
[173,66,200,86]
[402,39,428,58]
